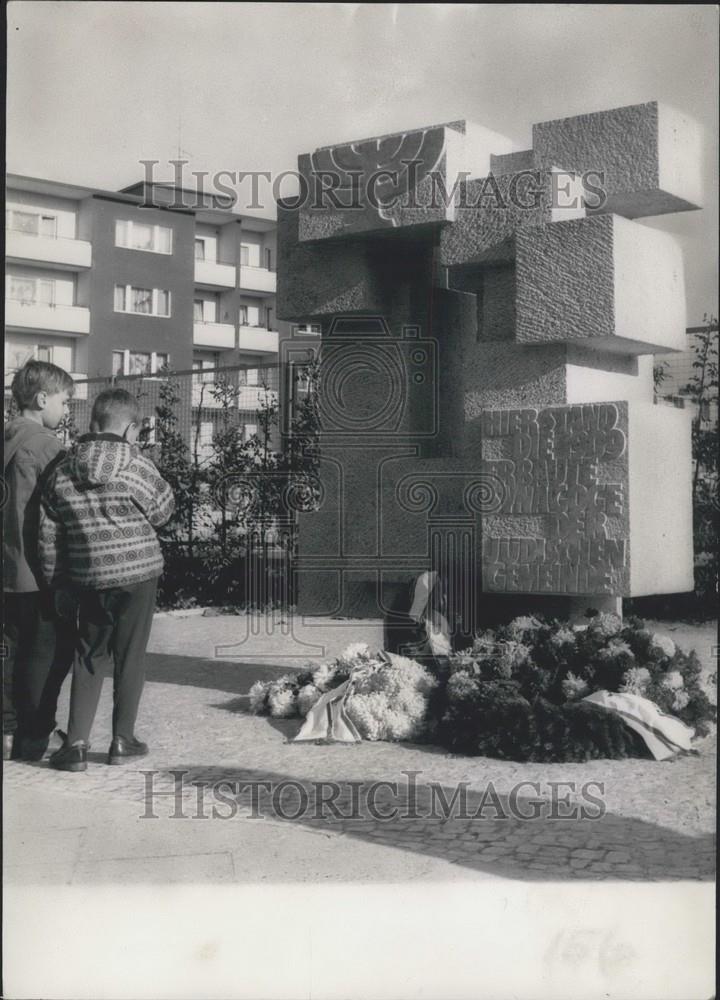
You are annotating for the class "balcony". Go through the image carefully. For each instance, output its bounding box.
[239,265,276,295]
[5,229,92,270]
[238,325,279,354]
[5,299,91,335]
[193,321,236,350]
[194,259,236,288]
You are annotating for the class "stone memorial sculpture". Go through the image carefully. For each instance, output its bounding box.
[277,102,701,631]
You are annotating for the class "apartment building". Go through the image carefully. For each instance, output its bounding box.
[4,174,285,405]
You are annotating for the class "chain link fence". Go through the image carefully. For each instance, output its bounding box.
[4,360,317,609]
[4,360,305,449]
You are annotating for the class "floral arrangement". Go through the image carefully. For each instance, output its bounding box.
[248,615,715,762]
[437,613,716,761]
[248,643,438,741]
[345,654,437,741]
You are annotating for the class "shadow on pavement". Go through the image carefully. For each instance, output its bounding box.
[151,763,716,882]
[144,652,305,695]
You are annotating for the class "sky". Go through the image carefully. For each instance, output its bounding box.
[6,2,718,322]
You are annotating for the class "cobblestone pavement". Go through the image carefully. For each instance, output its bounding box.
[3,613,716,884]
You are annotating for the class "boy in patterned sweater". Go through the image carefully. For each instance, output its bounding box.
[39,388,175,771]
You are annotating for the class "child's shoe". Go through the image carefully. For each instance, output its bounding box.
[107,735,148,765]
[17,734,51,761]
[49,741,88,772]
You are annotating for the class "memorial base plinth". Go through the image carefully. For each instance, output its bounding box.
[473,592,623,629]
[565,594,622,622]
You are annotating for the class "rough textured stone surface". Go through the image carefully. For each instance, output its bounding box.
[533,102,702,218]
[428,287,476,456]
[278,102,697,616]
[299,121,513,242]
[299,162,450,241]
[477,266,516,341]
[276,201,385,321]
[440,170,584,269]
[516,214,615,346]
[479,401,631,596]
[461,343,569,443]
[292,269,444,617]
[474,399,694,597]
[515,214,686,354]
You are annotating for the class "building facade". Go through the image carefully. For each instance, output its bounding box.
[5,174,285,397]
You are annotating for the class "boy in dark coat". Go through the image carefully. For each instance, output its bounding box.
[3,361,76,761]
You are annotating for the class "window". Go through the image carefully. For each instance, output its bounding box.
[194,238,206,261]
[240,242,261,267]
[133,223,153,250]
[6,209,57,238]
[114,285,171,317]
[132,288,153,315]
[129,352,152,376]
[112,350,170,377]
[115,219,173,254]
[9,275,55,305]
[156,227,172,254]
[156,290,170,317]
[194,298,218,323]
[10,276,36,303]
[36,280,55,304]
[265,248,272,271]
[9,347,35,370]
[192,357,219,398]
[242,303,260,327]
[265,307,273,331]
[36,346,53,363]
[9,210,39,234]
[247,366,270,386]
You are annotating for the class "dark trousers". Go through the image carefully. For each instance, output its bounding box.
[66,577,158,745]
[3,591,76,738]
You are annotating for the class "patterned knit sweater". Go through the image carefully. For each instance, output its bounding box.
[39,433,175,589]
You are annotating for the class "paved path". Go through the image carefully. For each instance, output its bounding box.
[3,613,716,884]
